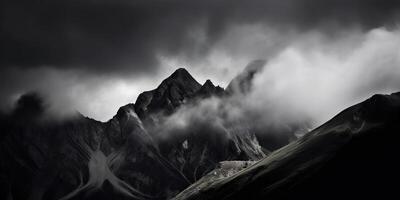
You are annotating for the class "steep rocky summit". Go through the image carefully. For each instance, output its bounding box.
[134,68,202,119]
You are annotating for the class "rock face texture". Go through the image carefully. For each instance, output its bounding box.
[173,92,400,200]
[134,68,267,184]
[131,68,266,183]
[134,68,203,120]
[0,68,268,200]
[0,97,188,200]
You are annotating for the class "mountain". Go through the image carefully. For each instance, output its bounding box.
[154,121,267,183]
[3,67,398,200]
[134,68,203,120]
[173,92,400,200]
[0,95,189,200]
[195,79,224,98]
[225,60,266,95]
[133,68,266,183]
[0,68,267,200]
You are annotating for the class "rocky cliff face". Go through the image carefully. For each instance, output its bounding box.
[134,68,203,120]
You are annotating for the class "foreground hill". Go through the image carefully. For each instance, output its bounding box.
[173,92,400,200]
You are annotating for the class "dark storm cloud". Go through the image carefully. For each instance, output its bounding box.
[1,0,400,121]
[1,0,400,73]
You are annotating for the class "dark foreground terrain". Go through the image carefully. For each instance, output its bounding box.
[174,92,400,200]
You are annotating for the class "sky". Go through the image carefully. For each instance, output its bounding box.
[1,0,400,122]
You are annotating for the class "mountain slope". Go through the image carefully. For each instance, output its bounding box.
[0,98,189,200]
[173,92,400,200]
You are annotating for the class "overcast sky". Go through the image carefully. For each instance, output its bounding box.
[1,0,400,121]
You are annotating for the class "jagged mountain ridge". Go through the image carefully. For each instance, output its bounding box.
[132,67,266,183]
[0,67,268,200]
[134,68,224,123]
[134,68,203,119]
[173,92,400,200]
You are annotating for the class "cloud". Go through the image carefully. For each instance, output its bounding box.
[248,27,400,126]
[0,67,165,121]
[1,0,400,121]
[155,27,400,146]
[2,0,400,71]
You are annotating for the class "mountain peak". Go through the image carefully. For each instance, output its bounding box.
[12,92,46,121]
[203,79,215,87]
[167,68,195,82]
[134,68,202,118]
[160,67,201,92]
[156,68,201,90]
[244,59,266,73]
[194,79,224,98]
[226,59,266,95]
[115,103,136,120]
[172,67,190,76]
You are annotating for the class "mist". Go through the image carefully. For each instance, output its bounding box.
[2,0,400,122]
[3,25,400,127]
[249,27,400,126]
[153,27,400,143]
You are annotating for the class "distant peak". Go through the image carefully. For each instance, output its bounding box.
[204,79,215,87]
[13,92,46,119]
[175,67,189,73]
[170,68,191,78]
[244,59,266,73]
[195,79,224,98]
[163,67,201,88]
